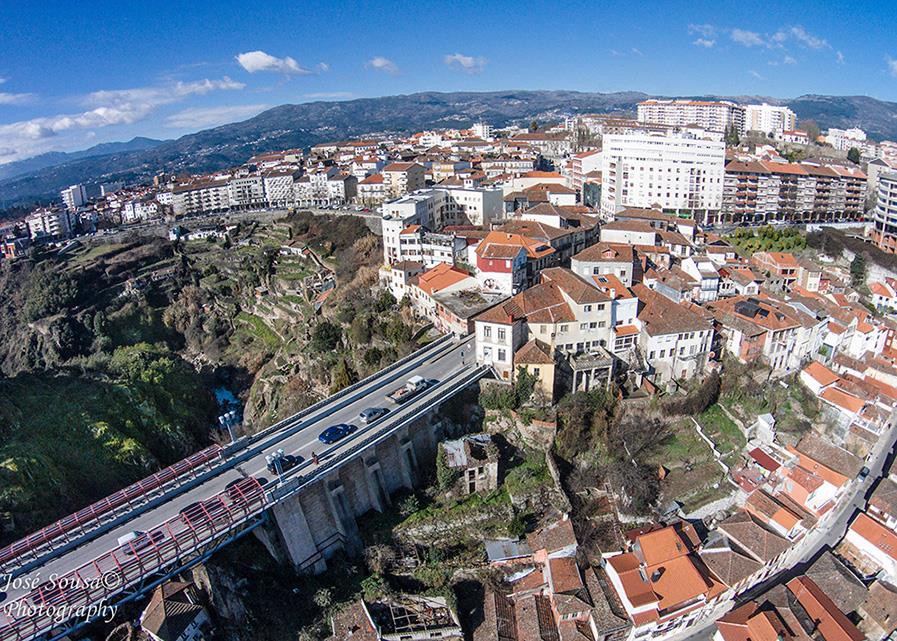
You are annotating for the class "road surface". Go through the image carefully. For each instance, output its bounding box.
[0,335,475,609]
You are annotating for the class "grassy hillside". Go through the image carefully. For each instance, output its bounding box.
[0,344,215,541]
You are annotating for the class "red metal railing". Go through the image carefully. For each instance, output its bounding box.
[0,476,267,641]
[0,445,223,570]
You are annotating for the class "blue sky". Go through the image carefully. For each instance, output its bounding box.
[1,0,896,163]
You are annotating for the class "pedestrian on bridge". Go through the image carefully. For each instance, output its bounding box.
[312,451,319,465]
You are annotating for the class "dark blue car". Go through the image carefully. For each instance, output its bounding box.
[319,423,357,444]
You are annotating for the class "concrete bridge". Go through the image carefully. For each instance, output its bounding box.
[0,334,487,641]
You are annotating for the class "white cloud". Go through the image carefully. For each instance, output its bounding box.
[235,50,314,75]
[0,77,244,162]
[304,92,354,99]
[887,56,897,77]
[688,24,716,38]
[609,49,624,57]
[0,91,35,105]
[631,47,644,56]
[777,25,828,50]
[836,51,845,64]
[783,54,797,65]
[730,28,766,47]
[165,103,270,129]
[366,56,399,74]
[317,62,329,72]
[692,38,715,48]
[443,52,487,73]
[748,69,764,80]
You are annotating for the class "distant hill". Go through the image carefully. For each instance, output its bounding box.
[2,90,897,209]
[0,136,164,183]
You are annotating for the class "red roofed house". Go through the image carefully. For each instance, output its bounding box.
[842,513,897,580]
[602,522,726,639]
[751,252,800,289]
[473,268,614,389]
[474,230,556,295]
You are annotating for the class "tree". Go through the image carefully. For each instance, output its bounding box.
[850,252,867,286]
[436,445,459,491]
[529,120,539,133]
[313,588,333,611]
[847,147,861,165]
[799,119,820,142]
[311,320,342,352]
[330,357,355,393]
[724,124,740,147]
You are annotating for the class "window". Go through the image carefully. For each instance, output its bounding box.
[649,350,655,359]
[580,323,588,330]
[598,321,606,328]
[533,367,540,376]
[584,304,592,312]
[483,326,492,339]
[498,349,506,361]
[589,322,597,329]
[497,328,506,341]
[560,324,569,333]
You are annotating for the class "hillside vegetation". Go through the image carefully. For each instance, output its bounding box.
[0,213,417,542]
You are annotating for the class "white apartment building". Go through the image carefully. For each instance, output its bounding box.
[228,176,266,210]
[570,149,602,192]
[293,169,357,205]
[60,184,87,211]
[637,99,744,133]
[121,200,159,223]
[471,122,493,140]
[601,131,725,223]
[357,173,388,205]
[263,170,299,208]
[26,209,72,240]
[825,127,868,151]
[382,162,426,198]
[743,103,797,135]
[394,226,467,268]
[171,180,231,216]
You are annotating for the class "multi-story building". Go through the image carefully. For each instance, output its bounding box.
[743,103,797,135]
[382,162,426,198]
[392,225,467,268]
[637,99,744,133]
[473,267,614,385]
[871,172,897,253]
[25,208,72,240]
[357,173,388,205]
[601,131,725,224]
[570,242,639,286]
[171,179,231,216]
[381,187,503,264]
[632,284,714,384]
[60,184,87,211]
[825,127,868,152]
[263,170,300,208]
[227,176,266,210]
[569,149,602,192]
[722,159,866,224]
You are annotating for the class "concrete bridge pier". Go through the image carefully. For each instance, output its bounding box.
[254,492,327,574]
[364,456,391,511]
[324,473,363,555]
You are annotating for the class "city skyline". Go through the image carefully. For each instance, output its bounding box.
[2,0,897,162]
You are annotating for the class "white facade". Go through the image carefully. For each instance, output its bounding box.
[637,99,743,133]
[263,172,298,208]
[601,132,725,220]
[26,209,72,240]
[825,127,868,151]
[228,176,266,210]
[172,181,230,216]
[743,103,797,135]
[60,184,87,211]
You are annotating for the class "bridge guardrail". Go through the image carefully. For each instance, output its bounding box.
[3,333,459,575]
[0,480,270,641]
[238,333,454,448]
[0,361,488,641]
[0,445,223,572]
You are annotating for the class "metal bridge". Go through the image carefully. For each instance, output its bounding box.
[0,334,488,641]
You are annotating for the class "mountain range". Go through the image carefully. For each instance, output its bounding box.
[2,90,897,210]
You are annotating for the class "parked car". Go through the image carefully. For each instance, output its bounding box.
[225,476,269,502]
[359,407,388,424]
[117,530,166,556]
[266,453,301,475]
[318,423,357,444]
[180,498,229,526]
[859,466,871,481]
